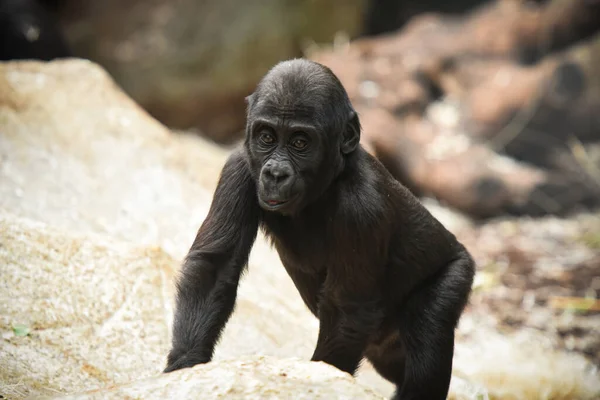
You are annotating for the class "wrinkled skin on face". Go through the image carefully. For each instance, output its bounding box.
[244,59,360,216]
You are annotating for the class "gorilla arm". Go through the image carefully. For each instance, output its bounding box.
[164,150,261,372]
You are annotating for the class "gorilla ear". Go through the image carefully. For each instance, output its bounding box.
[245,93,255,108]
[341,111,361,154]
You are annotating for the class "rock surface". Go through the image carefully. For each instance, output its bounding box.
[46,356,386,400]
[1,59,599,400]
[0,58,227,257]
[0,212,178,398]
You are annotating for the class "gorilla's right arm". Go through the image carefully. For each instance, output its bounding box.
[164,150,260,372]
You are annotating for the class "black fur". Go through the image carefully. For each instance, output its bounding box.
[165,59,476,400]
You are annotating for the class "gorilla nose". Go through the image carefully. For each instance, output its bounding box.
[264,162,292,183]
[268,168,290,181]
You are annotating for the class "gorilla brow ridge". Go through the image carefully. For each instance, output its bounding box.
[255,59,353,135]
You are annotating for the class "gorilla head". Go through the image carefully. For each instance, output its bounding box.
[244,59,360,215]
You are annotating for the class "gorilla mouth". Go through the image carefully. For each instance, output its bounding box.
[267,200,287,206]
[259,196,294,212]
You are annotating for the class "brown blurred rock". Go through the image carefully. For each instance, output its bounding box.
[312,0,600,115]
[349,0,600,64]
[455,35,600,204]
[453,0,600,63]
[362,0,485,37]
[356,110,595,218]
[310,0,600,218]
[55,0,367,144]
[459,34,600,142]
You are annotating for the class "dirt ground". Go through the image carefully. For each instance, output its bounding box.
[457,212,600,366]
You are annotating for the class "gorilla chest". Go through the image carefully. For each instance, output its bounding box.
[276,235,330,273]
[261,216,361,273]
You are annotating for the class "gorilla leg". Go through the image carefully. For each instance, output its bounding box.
[395,255,474,400]
[364,331,406,387]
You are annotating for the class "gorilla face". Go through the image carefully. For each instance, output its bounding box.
[244,59,360,216]
[246,115,321,215]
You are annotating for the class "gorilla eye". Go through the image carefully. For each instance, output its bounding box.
[260,131,276,145]
[291,137,308,150]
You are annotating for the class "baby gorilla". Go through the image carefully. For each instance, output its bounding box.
[164,59,476,400]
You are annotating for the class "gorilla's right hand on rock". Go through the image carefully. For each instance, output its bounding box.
[163,348,211,373]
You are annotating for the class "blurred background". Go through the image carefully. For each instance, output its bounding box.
[4,0,600,217]
[1,0,599,399]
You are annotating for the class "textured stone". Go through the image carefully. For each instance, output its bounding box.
[46,356,386,400]
[2,59,599,400]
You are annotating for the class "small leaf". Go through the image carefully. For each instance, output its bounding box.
[580,232,600,249]
[12,324,30,337]
[549,296,600,312]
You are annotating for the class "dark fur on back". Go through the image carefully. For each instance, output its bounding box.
[165,59,475,400]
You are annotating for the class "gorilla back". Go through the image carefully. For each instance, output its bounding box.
[165,59,476,400]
